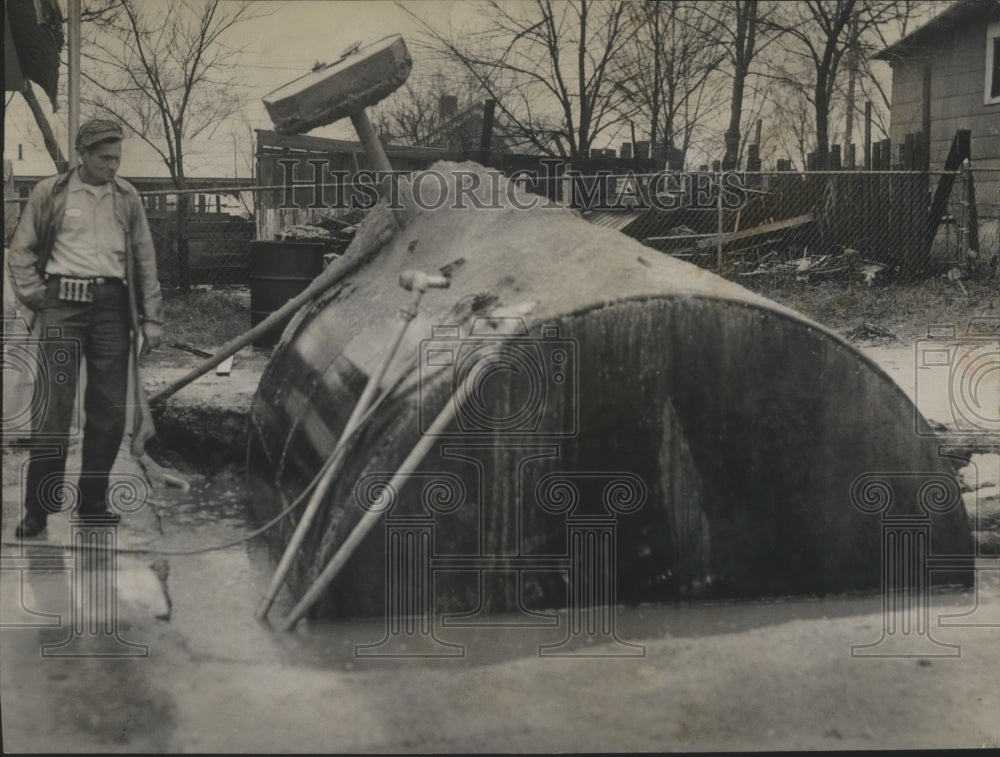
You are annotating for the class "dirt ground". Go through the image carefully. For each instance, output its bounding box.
[2,270,998,752]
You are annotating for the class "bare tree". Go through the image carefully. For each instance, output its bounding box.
[405,0,638,159]
[80,0,263,287]
[614,1,726,167]
[767,80,819,170]
[840,1,946,150]
[761,0,909,165]
[371,70,481,149]
[716,0,763,169]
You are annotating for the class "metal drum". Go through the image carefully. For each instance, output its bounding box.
[248,240,326,347]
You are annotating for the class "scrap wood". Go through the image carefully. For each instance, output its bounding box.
[695,214,814,250]
[169,342,213,358]
[859,264,884,287]
[215,355,235,375]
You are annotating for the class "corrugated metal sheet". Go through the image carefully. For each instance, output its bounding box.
[580,208,644,232]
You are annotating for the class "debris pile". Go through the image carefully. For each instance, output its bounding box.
[735,246,887,285]
[278,209,365,258]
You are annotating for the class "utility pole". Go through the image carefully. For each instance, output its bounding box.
[68,0,81,164]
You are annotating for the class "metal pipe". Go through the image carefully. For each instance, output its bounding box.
[277,352,487,631]
[148,227,395,405]
[255,286,424,621]
[68,0,81,164]
[350,109,408,229]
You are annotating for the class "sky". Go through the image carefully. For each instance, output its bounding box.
[4,1,491,177]
[4,0,940,179]
[235,1,487,138]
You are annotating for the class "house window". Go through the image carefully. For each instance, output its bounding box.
[987,21,1000,105]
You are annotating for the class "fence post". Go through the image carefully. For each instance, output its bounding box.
[176,194,191,291]
[863,165,872,261]
[966,160,979,256]
[717,169,725,271]
[880,139,892,171]
[864,102,873,170]
[959,159,971,263]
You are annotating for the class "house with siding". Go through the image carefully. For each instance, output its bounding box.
[874,0,1000,171]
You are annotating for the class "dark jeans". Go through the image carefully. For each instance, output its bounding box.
[24,279,130,518]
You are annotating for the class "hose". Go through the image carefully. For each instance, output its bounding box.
[2,355,419,558]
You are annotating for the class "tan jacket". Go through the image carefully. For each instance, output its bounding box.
[7,169,163,455]
[7,169,164,324]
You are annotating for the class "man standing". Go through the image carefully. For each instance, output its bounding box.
[7,119,164,538]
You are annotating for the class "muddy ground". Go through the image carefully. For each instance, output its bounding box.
[2,280,998,752]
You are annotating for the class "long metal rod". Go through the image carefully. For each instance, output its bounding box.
[148,232,390,404]
[277,358,486,631]
[254,289,424,621]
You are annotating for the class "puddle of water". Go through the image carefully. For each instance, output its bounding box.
[272,578,984,671]
[145,449,997,675]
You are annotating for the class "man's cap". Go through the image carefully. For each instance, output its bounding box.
[76,119,124,149]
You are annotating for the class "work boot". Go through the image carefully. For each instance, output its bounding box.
[14,513,47,538]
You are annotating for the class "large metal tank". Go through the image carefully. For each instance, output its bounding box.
[247,163,973,620]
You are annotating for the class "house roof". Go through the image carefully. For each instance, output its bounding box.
[256,129,462,162]
[5,134,252,185]
[873,0,1000,60]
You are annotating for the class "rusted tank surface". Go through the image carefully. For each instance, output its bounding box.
[247,163,973,619]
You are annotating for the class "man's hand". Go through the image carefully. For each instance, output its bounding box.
[142,321,164,352]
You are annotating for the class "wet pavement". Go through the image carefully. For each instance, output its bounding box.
[2,340,999,751]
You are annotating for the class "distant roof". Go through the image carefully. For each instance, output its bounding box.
[874,0,1000,60]
[5,136,251,183]
[256,129,461,161]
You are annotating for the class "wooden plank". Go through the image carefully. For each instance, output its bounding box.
[927,128,972,251]
[694,214,813,250]
[216,355,235,376]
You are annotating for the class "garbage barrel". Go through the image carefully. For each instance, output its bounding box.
[248,240,327,347]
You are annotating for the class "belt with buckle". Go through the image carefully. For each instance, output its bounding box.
[48,275,124,303]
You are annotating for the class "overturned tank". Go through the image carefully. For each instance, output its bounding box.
[247,163,973,620]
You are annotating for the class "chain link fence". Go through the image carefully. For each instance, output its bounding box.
[581,167,999,284]
[141,188,255,289]
[5,166,997,290]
